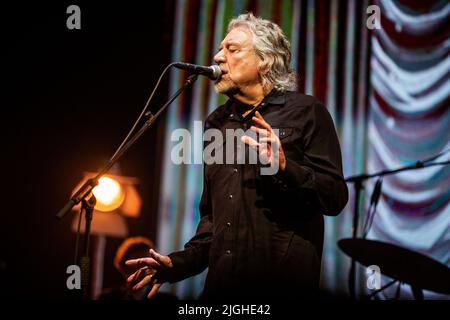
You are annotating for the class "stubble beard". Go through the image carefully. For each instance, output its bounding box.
[214,76,240,96]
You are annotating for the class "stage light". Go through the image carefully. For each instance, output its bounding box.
[70,171,142,299]
[71,172,142,237]
[92,176,125,212]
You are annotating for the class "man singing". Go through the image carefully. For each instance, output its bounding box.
[126,13,348,300]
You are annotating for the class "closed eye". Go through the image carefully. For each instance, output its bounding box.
[228,46,240,53]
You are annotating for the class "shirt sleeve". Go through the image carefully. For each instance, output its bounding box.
[165,172,213,284]
[273,101,349,216]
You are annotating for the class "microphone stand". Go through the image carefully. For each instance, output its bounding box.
[345,158,450,299]
[56,74,199,300]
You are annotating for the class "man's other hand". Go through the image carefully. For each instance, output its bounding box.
[125,249,173,299]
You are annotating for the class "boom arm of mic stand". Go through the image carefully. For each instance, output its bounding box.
[56,178,98,220]
[56,74,199,220]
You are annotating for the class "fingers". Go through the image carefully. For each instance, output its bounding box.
[242,111,279,166]
[149,249,173,268]
[125,257,161,269]
[250,126,269,137]
[127,266,155,284]
[258,136,278,143]
[252,111,271,131]
[241,135,260,149]
[127,272,136,284]
[147,283,162,299]
[133,273,155,290]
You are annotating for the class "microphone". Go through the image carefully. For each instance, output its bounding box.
[173,62,222,80]
[370,178,383,205]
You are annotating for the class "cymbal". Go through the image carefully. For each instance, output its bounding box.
[338,238,450,294]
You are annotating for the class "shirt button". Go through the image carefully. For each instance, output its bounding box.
[233,168,238,173]
[229,194,233,199]
[226,250,231,254]
[226,222,231,227]
[229,114,234,118]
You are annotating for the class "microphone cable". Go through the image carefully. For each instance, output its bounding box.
[109,62,177,162]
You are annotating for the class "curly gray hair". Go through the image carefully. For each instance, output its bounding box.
[227,13,297,92]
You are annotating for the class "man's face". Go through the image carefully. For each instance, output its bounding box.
[213,27,261,95]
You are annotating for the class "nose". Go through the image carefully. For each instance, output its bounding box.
[214,49,225,65]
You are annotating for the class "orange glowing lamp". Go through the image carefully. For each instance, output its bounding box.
[71,172,142,238]
[92,177,125,212]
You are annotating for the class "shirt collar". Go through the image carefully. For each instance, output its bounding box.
[261,89,286,105]
[225,90,287,122]
[228,89,286,108]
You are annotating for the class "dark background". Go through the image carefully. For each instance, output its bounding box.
[1,1,175,299]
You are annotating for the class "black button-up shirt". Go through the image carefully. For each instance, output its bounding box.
[168,90,348,299]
